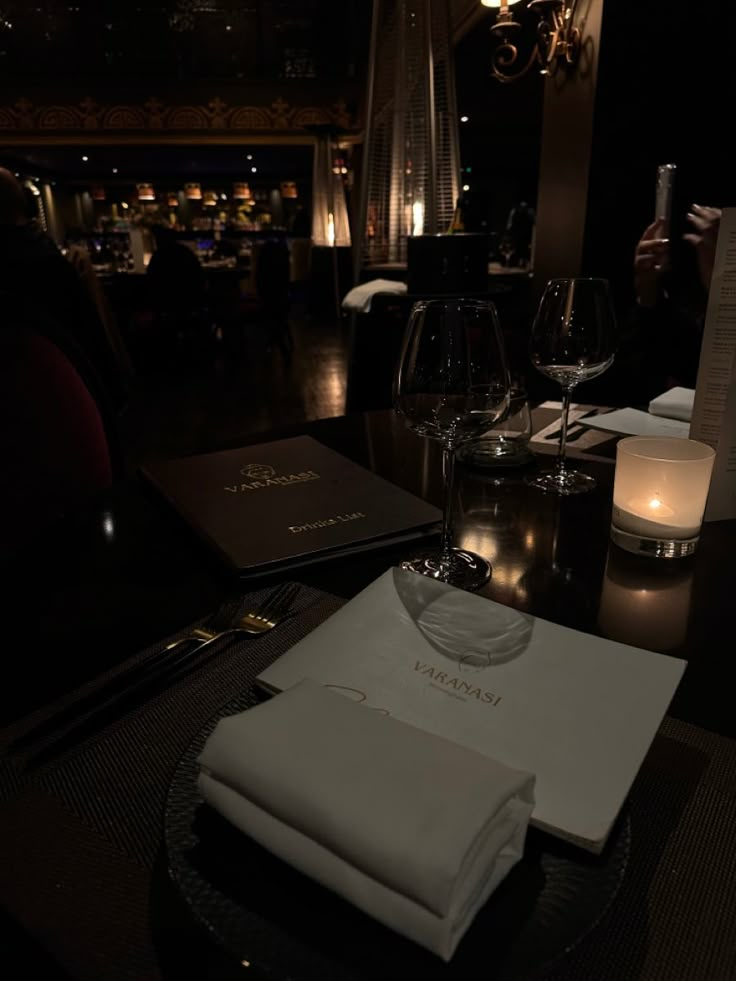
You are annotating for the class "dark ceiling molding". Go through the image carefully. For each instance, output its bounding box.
[0,94,360,142]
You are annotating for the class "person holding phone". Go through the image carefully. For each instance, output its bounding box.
[628,186,722,396]
[634,204,722,309]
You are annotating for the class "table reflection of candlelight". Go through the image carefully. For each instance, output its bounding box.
[611,436,715,557]
[598,547,693,652]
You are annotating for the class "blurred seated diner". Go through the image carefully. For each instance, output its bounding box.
[0,167,128,416]
[0,310,118,558]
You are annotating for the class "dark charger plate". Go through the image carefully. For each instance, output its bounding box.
[164,692,631,980]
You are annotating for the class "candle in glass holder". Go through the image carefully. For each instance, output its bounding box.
[611,436,715,558]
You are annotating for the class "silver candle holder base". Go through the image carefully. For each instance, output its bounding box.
[610,525,699,559]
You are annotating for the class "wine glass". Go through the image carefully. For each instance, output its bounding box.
[394,298,510,590]
[528,277,616,495]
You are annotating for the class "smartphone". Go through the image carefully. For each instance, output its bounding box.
[654,163,676,271]
[654,163,677,236]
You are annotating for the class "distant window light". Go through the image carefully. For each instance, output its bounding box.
[246,154,253,161]
[460,115,469,123]
[82,155,89,162]
[112,167,118,174]
[251,167,257,173]
[463,184,470,192]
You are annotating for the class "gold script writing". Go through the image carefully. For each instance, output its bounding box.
[289,511,366,533]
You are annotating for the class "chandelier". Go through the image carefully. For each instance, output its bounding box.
[481,0,581,84]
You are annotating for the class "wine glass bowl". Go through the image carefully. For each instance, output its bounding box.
[394,298,510,590]
[527,278,617,495]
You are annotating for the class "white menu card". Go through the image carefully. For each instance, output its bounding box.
[257,568,685,854]
[690,207,736,520]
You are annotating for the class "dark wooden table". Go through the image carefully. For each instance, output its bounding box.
[3,407,733,738]
[2,408,736,980]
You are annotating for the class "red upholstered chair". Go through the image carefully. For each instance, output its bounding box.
[0,326,114,553]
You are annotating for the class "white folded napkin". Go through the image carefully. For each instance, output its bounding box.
[341,278,407,313]
[198,678,535,961]
[648,386,695,422]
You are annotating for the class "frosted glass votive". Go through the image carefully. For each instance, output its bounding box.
[611,436,716,558]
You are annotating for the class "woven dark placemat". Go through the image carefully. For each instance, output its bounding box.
[543,717,736,981]
[0,582,344,981]
[2,580,736,981]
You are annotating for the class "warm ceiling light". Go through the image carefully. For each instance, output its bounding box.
[137,182,155,201]
[112,167,118,174]
[251,167,257,173]
[233,182,252,200]
[482,0,581,83]
[246,154,253,161]
[185,182,202,200]
[460,115,469,123]
[82,155,89,162]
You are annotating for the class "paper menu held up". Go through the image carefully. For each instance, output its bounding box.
[689,207,736,521]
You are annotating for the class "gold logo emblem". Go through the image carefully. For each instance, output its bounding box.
[224,462,320,493]
[240,463,276,480]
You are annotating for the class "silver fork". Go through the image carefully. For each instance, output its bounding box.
[164,582,300,653]
[10,583,301,753]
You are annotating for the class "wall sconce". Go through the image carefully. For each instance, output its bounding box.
[167,192,179,207]
[136,182,155,201]
[202,189,218,207]
[481,0,581,83]
[185,182,202,201]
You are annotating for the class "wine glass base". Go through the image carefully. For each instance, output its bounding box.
[400,548,491,591]
[526,469,597,496]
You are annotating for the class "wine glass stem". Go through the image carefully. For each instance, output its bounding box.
[441,445,456,562]
[556,386,575,473]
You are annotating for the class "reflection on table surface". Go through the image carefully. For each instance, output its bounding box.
[1,406,733,740]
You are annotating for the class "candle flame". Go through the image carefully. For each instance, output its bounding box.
[648,498,662,510]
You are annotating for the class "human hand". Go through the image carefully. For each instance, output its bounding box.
[633,219,669,307]
[66,243,92,277]
[683,204,722,292]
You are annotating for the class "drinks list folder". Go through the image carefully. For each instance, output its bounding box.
[256,567,686,853]
[140,436,441,574]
